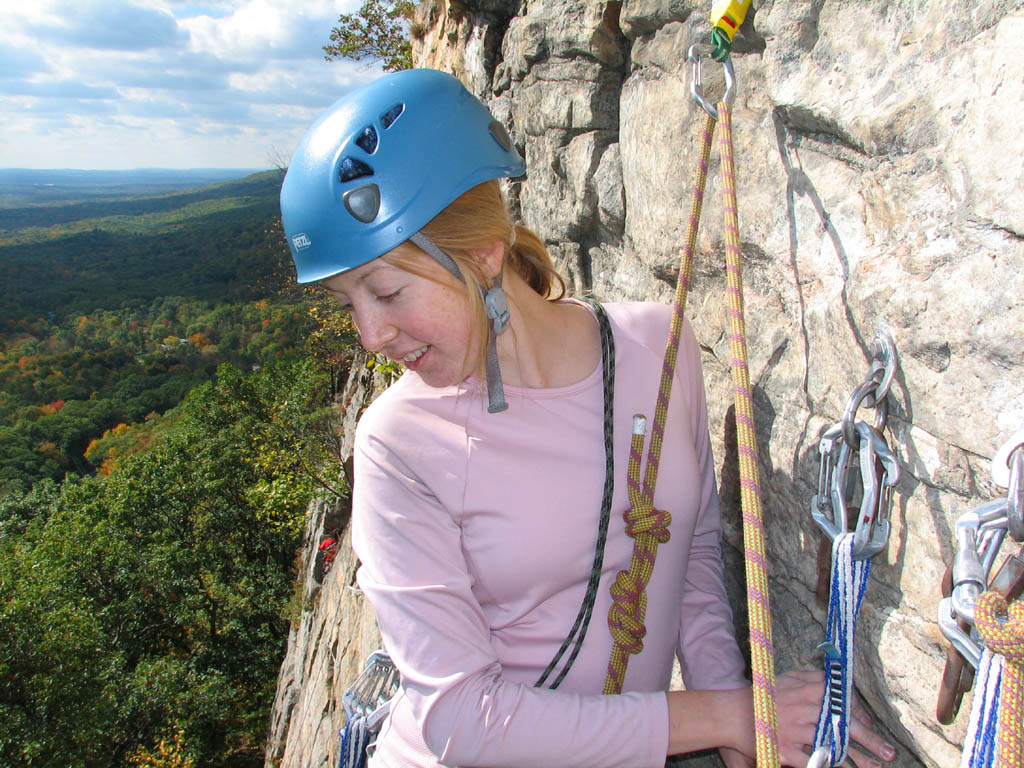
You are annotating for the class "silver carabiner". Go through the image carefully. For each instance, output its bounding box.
[851,424,900,559]
[342,650,400,729]
[866,330,897,407]
[938,596,982,670]
[950,499,1009,625]
[1007,445,1024,542]
[812,424,846,543]
[688,43,735,121]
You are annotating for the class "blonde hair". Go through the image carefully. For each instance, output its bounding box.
[384,180,565,374]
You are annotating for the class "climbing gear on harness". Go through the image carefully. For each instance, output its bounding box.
[281,68,525,284]
[536,298,616,689]
[709,0,752,61]
[338,651,400,768]
[808,335,900,768]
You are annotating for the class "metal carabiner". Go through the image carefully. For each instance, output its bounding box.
[819,421,897,559]
[851,424,900,559]
[950,499,1009,625]
[806,745,832,768]
[1007,445,1024,542]
[866,330,897,407]
[991,428,1024,487]
[840,331,896,446]
[342,650,400,728]
[812,423,845,531]
[840,370,888,448]
[688,43,735,121]
[938,596,982,670]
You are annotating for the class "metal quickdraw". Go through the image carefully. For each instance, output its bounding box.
[936,430,1024,765]
[338,651,400,768]
[812,331,899,561]
[808,332,900,768]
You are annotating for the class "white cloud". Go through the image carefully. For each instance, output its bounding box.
[28,0,188,51]
[0,0,379,169]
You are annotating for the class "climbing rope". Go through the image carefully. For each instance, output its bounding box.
[602,45,781,767]
[719,99,782,768]
[601,100,717,697]
[967,591,1024,768]
[537,299,616,689]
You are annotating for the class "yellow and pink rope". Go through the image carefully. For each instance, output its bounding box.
[603,102,781,767]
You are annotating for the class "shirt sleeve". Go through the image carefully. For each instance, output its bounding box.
[352,412,670,768]
[674,320,748,691]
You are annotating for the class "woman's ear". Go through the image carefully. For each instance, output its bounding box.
[473,240,505,280]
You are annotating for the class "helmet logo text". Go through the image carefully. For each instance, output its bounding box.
[292,233,312,250]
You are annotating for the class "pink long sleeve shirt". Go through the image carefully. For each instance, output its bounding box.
[352,301,746,768]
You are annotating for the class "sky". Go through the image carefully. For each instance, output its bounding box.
[0,0,383,170]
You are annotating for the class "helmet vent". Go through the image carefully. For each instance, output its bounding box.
[355,125,378,154]
[339,157,374,183]
[344,184,381,223]
[380,103,404,129]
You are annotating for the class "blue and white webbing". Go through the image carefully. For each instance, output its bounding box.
[810,533,871,766]
[338,715,370,768]
[961,649,1004,768]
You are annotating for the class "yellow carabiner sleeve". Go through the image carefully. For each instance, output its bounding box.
[710,0,751,42]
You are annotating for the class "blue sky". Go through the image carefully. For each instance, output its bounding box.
[0,0,383,170]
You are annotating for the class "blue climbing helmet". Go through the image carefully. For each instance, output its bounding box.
[280,68,526,284]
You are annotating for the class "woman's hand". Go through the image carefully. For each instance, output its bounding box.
[775,669,897,767]
[719,746,754,768]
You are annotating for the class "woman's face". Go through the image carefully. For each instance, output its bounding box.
[321,248,480,389]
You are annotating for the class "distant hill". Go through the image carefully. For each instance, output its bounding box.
[0,167,265,208]
[0,169,291,331]
[0,169,281,231]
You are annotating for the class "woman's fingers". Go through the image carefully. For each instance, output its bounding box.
[773,669,897,766]
[849,717,897,765]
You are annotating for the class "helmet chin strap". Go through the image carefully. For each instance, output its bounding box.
[408,232,510,413]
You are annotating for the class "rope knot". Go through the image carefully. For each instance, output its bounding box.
[623,500,672,542]
[975,590,1024,663]
[608,570,647,653]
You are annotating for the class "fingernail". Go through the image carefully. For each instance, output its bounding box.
[881,743,897,760]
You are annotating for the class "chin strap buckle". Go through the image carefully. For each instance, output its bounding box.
[484,275,510,335]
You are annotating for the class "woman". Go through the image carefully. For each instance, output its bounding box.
[281,69,894,768]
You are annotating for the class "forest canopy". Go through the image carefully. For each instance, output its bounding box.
[0,170,358,766]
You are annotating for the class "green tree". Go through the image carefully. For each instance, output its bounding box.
[0,360,344,767]
[323,0,415,72]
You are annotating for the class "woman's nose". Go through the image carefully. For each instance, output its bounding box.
[355,308,398,353]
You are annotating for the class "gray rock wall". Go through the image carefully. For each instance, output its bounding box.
[267,2,1024,766]
[266,358,387,768]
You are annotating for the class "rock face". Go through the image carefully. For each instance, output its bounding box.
[267,2,1024,766]
[265,358,387,768]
